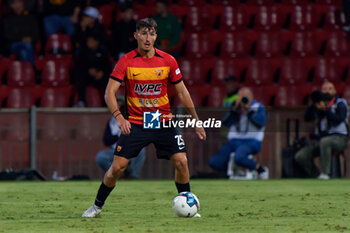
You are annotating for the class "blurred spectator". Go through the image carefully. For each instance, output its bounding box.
[343,0,350,31]
[295,82,349,180]
[153,0,181,53]
[222,75,239,107]
[75,34,111,107]
[96,115,146,178]
[86,0,112,7]
[1,0,38,64]
[72,6,106,50]
[38,0,83,37]
[110,4,136,59]
[4,0,36,13]
[209,87,269,180]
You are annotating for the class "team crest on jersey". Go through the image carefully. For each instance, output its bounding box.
[155,69,163,78]
[117,146,122,152]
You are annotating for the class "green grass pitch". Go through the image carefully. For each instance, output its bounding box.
[1,179,350,233]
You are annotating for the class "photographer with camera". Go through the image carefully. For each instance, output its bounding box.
[295,82,349,180]
[209,87,269,179]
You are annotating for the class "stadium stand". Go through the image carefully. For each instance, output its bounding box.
[6,88,35,108]
[85,86,103,107]
[0,0,347,108]
[41,60,70,87]
[279,58,308,85]
[40,87,71,107]
[45,34,73,59]
[7,61,35,87]
[274,85,303,107]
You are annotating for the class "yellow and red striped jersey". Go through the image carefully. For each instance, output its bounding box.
[110,48,182,124]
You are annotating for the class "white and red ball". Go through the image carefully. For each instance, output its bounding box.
[172,192,200,217]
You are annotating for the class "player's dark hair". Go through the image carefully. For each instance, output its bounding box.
[136,18,157,31]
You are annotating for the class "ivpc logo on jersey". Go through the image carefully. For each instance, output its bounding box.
[143,110,161,129]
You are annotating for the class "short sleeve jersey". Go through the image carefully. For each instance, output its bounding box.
[110,48,182,124]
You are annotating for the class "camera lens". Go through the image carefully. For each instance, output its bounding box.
[241,96,249,105]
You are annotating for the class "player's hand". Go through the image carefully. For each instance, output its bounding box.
[117,116,131,135]
[195,126,206,141]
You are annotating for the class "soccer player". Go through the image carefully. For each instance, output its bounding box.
[82,18,206,217]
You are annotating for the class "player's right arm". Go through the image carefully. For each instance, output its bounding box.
[105,80,131,135]
[106,56,131,135]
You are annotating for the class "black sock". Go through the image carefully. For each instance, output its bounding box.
[94,182,115,208]
[257,166,265,174]
[175,182,190,193]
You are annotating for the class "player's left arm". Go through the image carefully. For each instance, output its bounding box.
[174,81,206,141]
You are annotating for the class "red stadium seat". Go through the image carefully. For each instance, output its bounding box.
[86,86,103,107]
[174,85,208,107]
[207,86,226,107]
[0,86,9,106]
[245,59,274,86]
[219,5,250,31]
[289,5,317,31]
[45,34,73,59]
[255,32,283,58]
[279,58,308,85]
[342,86,350,104]
[211,59,249,85]
[133,4,155,19]
[254,6,282,31]
[0,57,12,81]
[289,31,318,57]
[179,59,206,85]
[7,61,35,87]
[314,0,342,4]
[324,31,349,57]
[245,0,275,5]
[280,0,308,4]
[168,4,189,20]
[313,58,341,84]
[323,5,345,30]
[249,85,275,106]
[97,3,115,32]
[336,57,350,82]
[40,87,71,107]
[177,0,207,6]
[219,32,252,58]
[274,86,303,107]
[185,6,212,32]
[6,88,35,108]
[41,60,70,87]
[185,32,216,58]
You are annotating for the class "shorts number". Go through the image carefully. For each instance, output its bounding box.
[175,135,185,149]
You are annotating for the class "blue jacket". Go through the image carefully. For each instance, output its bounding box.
[223,100,267,142]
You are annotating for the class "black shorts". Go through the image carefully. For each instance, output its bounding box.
[114,123,186,159]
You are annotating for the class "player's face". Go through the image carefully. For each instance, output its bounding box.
[135,27,157,52]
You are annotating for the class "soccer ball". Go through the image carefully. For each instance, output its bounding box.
[172,192,200,217]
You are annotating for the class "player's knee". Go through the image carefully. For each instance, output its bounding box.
[110,162,127,174]
[173,156,188,171]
